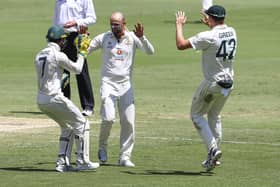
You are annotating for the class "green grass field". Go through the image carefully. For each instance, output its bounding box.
[0,0,280,186]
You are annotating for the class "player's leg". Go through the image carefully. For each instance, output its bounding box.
[190,80,221,171]
[58,96,99,171]
[207,83,232,147]
[98,82,117,162]
[207,91,231,167]
[191,80,217,150]
[76,58,95,116]
[52,94,99,171]
[56,128,74,172]
[118,82,135,167]
[38,103,74,172]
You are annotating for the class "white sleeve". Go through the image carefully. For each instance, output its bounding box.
[188,31,212,50]
[76,0,97,27]
[134,34,155,55]
[56,52,85,74]
[88,33,104,54]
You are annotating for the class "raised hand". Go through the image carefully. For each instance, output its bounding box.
[133,23,144,38]
[175,11,187,25]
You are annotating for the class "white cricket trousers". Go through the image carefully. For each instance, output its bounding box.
[37,93,90,164]
[190,79,233,151]
[99,80,135,161]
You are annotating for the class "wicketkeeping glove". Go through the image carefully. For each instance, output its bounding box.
[74,34,91,57]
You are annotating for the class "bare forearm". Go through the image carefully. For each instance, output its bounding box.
[176,24,187,50]
[175,11,192,50]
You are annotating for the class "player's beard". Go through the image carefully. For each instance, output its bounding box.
[111,25,123,39]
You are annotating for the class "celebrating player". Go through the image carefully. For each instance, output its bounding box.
[88,12,155,167]
[35,26,99,172]
[175,5,237,171]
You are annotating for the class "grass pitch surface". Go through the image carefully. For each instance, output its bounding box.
[0,0,280,186]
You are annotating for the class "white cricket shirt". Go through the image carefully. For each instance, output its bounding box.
[189,24,237,82]
[53,0,97,32]
[88,31,155,83]
[35,42,84,99]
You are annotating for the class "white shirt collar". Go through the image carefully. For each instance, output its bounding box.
[48,42,61,51]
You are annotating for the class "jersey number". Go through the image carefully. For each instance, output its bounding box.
[39,56,47,77]
[216,39,236,61]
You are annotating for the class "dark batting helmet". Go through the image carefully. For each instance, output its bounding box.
[46,26,67,41]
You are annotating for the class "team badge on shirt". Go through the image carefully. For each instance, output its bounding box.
[117,49,123,55]
[125,39,132,46]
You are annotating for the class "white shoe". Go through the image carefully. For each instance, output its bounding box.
[56,156,73,172]
[202,159,221,168]
[203,147,222,172]
[76,161,100,171]
[118,159,135,167]
[82,109,93,116]
[55,164,75,172]
[98,149,108,163]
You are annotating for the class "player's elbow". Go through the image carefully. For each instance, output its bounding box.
[176,44,186,50]
[176,39,192,50]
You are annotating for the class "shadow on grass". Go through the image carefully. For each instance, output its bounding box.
[100,163,120,167]
[0,162,56,172]
[0,166,54,172]
[122,170,214,176]
[9,111,44,115]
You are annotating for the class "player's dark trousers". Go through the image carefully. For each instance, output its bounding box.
[62,32,95,111]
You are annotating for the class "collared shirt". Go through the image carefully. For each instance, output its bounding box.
[189,24,237,82]
[53,0,97,32]
[88,31,155,83]
[35,42,84,97]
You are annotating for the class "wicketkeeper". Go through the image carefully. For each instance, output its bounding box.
[35,26,99,172]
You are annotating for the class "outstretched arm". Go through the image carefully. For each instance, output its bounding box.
[134,23,155,54]
[175,11,192,50]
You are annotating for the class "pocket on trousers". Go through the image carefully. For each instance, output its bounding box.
[217,80,233,89]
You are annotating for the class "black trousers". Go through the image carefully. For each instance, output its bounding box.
[62,32,95,111]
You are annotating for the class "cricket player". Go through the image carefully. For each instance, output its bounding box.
[175,5,237,171]
[35,26,99,172]
[88,12,155,167]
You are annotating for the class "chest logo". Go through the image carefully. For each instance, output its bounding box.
[117,49,123,55]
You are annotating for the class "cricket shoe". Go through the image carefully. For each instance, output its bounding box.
[76,161,100,171]
[203,147,222,172]
[118,159,135,167]
[98,149,108,163]
[202,160,221,168]
[55,164,75,172]
[82,109,93,116]
[55,156,74,172]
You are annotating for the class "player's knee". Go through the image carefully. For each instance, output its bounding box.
[191,114,204,129]
[101,119,114,126]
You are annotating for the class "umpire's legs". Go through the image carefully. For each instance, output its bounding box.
[61,32,78,99]
[76,58,95,111]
